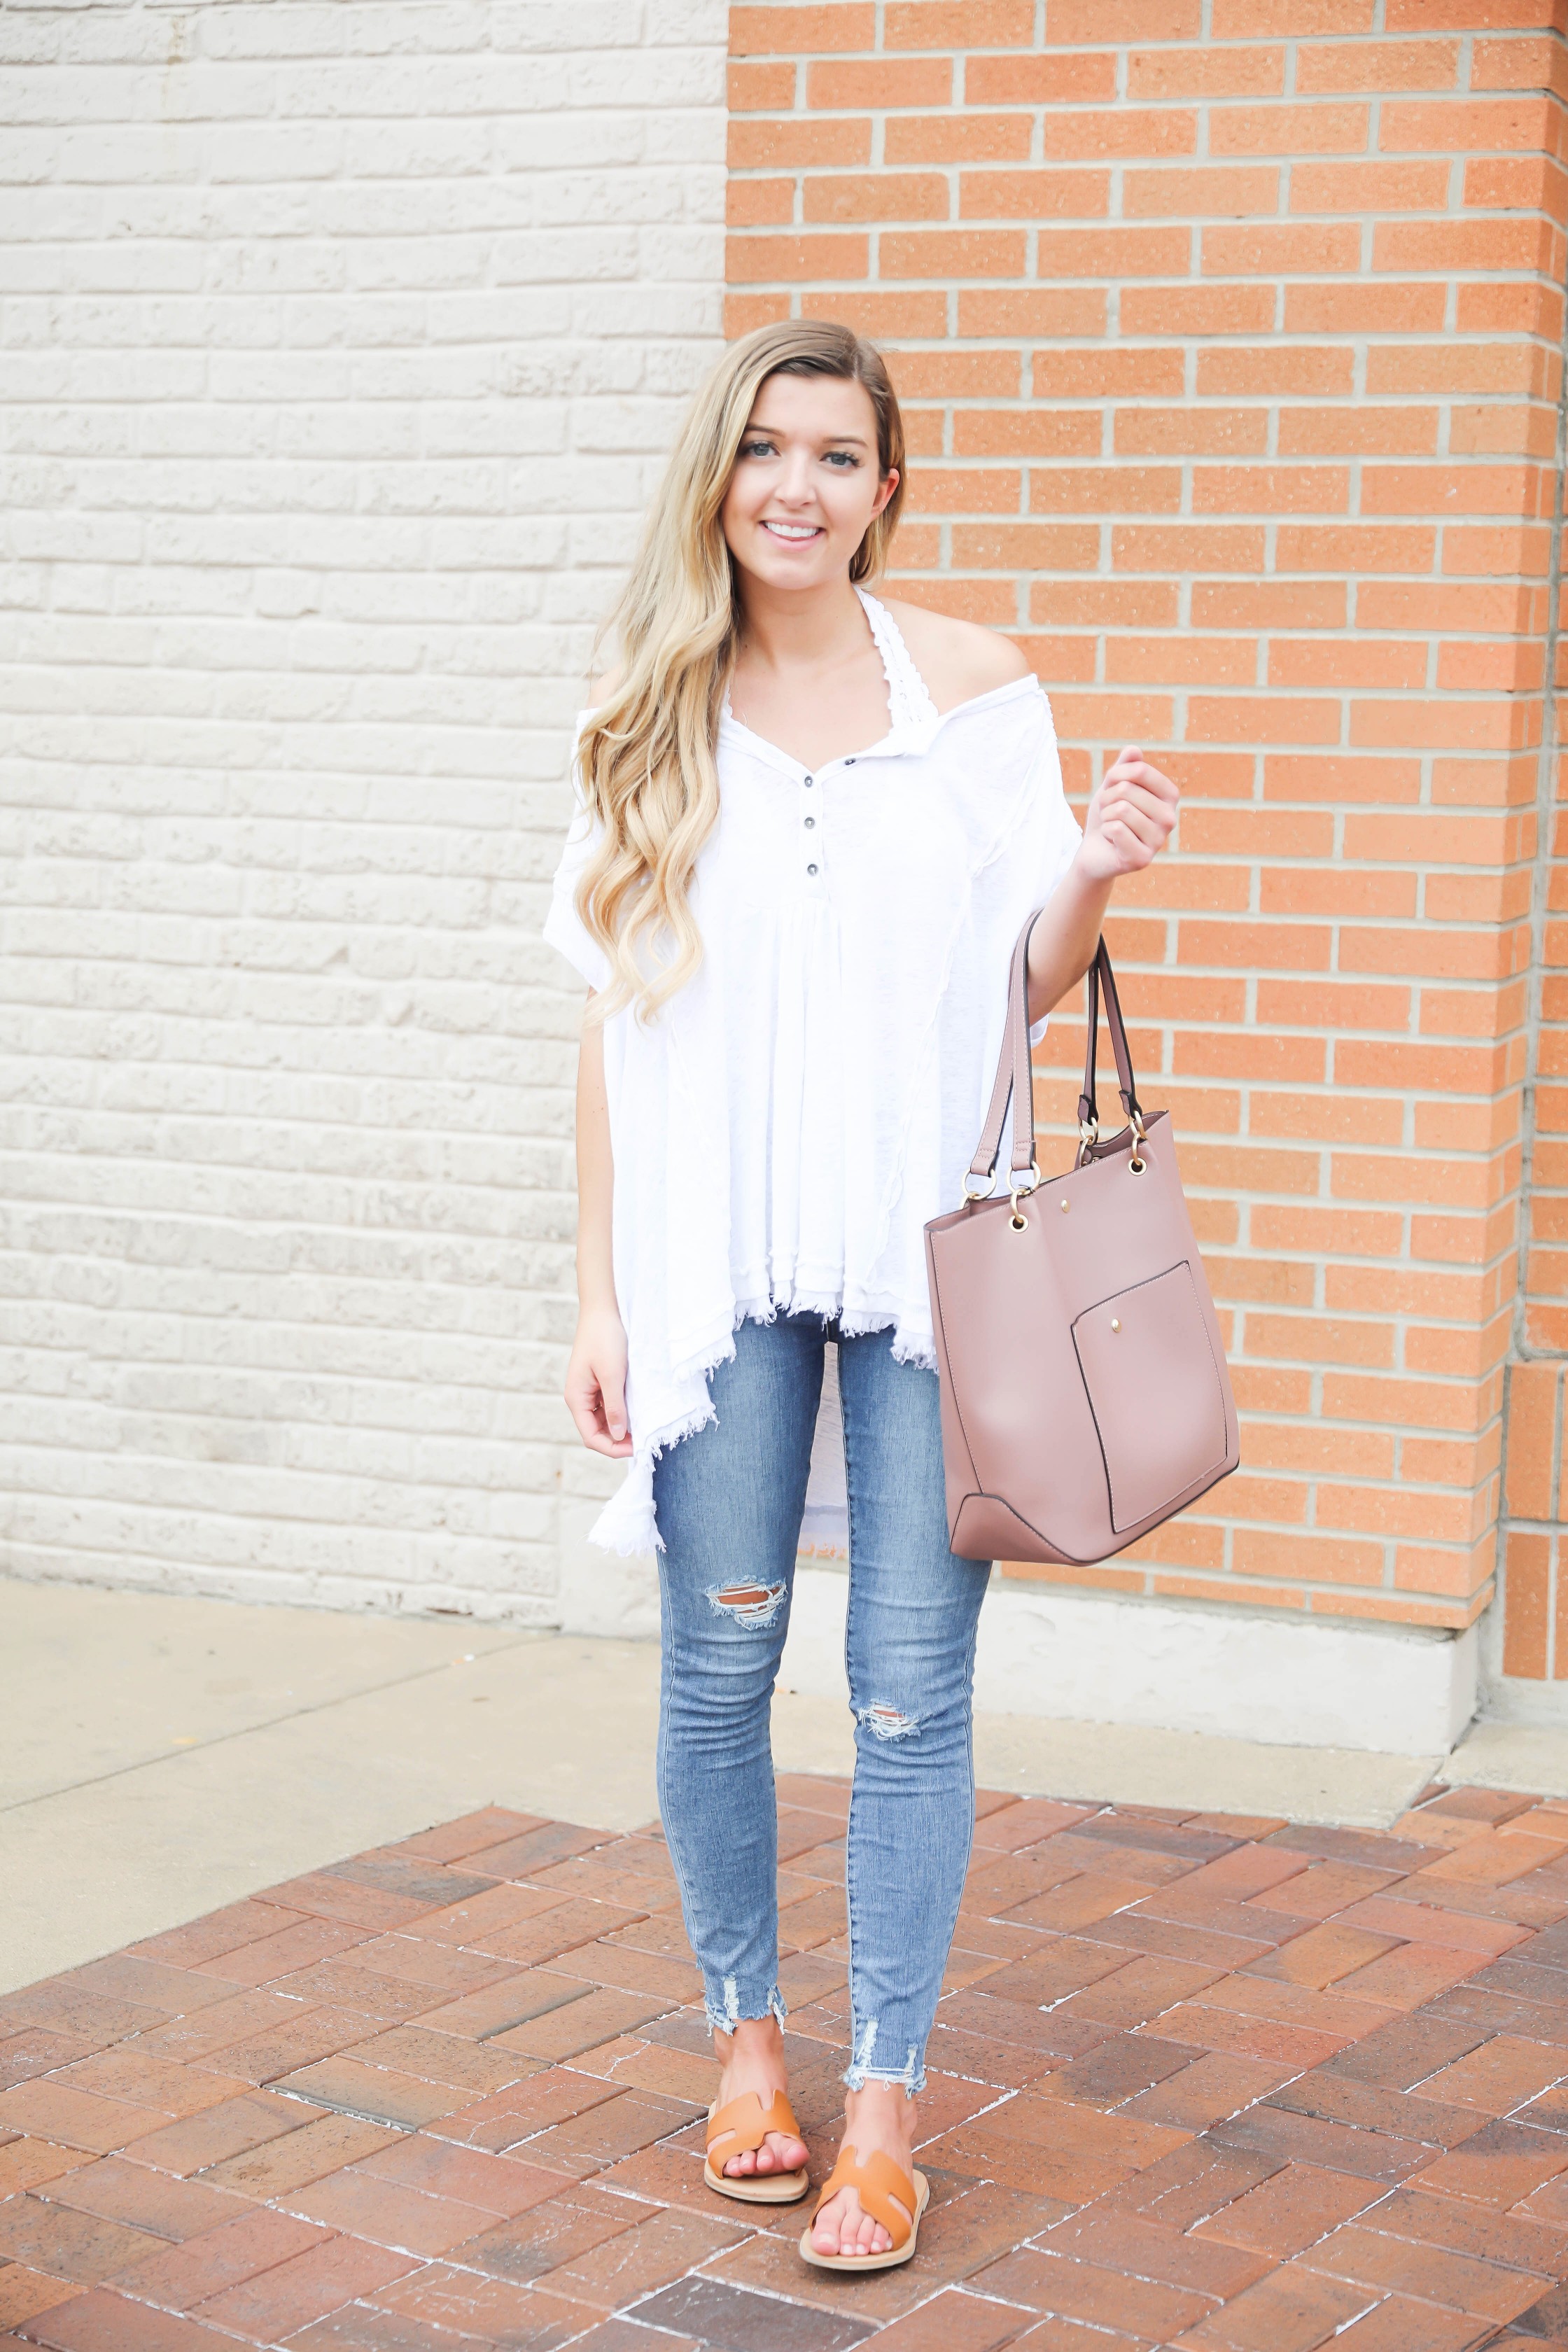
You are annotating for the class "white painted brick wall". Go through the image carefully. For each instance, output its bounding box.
[0,0,727,1621]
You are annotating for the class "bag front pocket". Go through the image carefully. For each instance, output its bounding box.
[1072,1262,1229,1533]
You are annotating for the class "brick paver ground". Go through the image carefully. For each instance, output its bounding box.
[6,1778,1568,2348]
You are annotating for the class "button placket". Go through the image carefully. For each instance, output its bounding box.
[802,771,823,888]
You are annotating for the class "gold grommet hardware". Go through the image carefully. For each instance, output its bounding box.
[1007,1167,1039,1230]
[1128,1154,1147,1175]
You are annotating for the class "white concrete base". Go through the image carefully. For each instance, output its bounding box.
[1474,1679,1568,1731]
[556,1495,662,1642]
[780,1567,1477,1758]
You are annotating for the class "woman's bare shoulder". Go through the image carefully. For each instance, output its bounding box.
[877,596,1032,714]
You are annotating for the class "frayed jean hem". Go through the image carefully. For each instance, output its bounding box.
[704,1981,788,2039]
[842,2059,925,2096]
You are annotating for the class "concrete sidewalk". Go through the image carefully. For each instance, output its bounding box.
[4,1576,1562,1994]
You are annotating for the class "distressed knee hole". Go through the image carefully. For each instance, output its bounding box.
[706,1578,787,1629]
[860,1700,919,1740]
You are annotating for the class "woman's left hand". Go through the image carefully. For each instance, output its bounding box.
[1077,745,1179,882]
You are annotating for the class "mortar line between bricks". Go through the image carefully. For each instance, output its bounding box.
[0,1630,548,1819]
[1508,195,1568,1379]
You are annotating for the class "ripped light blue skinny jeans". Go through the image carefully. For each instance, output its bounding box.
[651,1312,991,2094]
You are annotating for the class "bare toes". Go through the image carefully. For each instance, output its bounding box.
[813,2199,846,2248]
[812,2186,896,2260]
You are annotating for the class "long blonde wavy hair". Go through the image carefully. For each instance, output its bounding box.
[574,320,906,1023]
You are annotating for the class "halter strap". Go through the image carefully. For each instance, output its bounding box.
[856,587,939,735]
[721,588,937,752]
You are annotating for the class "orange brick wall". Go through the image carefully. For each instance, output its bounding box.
[1502,436,1568,1678]
[1502,1364,1568,1673]
[726,1,1568,1644]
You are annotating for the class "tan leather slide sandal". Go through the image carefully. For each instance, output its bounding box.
[798,2146,929,2271]
[704,2090,810,2204]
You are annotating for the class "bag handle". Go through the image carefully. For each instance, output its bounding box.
[965,920,1145,1198]
[1078,941,1144,1143]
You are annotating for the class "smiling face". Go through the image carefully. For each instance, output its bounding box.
[719,371,899,595]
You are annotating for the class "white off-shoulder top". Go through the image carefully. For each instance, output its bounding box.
[545,589,1083,1556]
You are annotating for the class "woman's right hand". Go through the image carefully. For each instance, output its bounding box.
[566,1306,634,1457]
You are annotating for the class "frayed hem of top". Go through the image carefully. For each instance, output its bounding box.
[731,1291,938,1372]
[585,1394,721,1558]
[735,1284,850,1324]
[585,1319,739,1556]
[676,1293,935,1374]
[587,1289,939,1555]
[849,1313,937,1371]
[587,1492,663,1557]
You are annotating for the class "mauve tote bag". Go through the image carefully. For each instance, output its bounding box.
[925,916,1240,1566]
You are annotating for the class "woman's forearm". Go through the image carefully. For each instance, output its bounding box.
[1024,854,1115,1029]
[575,1002,618,1315]
[566,1000,631,1454]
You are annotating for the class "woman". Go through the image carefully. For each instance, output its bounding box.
[547,321,1177,2270]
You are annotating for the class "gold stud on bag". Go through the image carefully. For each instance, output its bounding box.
[924,918,1240,1566]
